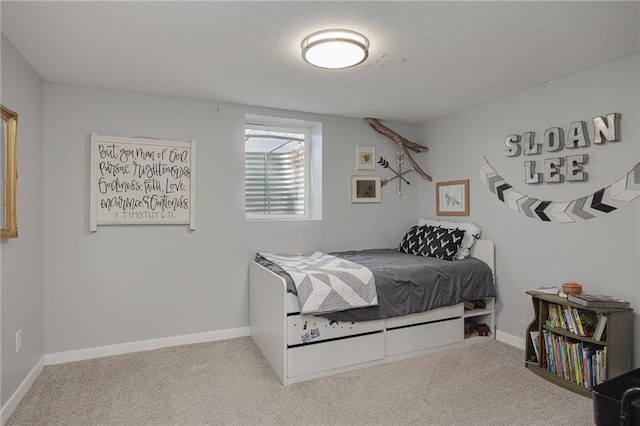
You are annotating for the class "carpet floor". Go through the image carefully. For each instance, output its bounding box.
[7,337,594,425]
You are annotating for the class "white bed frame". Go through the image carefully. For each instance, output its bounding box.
[249,239,495,385]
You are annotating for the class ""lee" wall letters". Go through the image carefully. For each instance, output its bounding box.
[504,113,620,184]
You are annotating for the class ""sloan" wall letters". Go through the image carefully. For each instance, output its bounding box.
[504,113,620,184]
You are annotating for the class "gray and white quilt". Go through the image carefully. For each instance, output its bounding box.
[258,252,378,315]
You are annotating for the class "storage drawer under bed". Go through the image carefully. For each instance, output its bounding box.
[386,316,464,356]
[386,303,463,329]
[287,314,385,346]
[287,332,385,378]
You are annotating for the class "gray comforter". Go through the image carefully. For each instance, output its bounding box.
[255,248,495,322]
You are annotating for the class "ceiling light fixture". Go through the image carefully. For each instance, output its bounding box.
[301,29,369,70]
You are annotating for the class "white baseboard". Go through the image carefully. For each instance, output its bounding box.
[45,326,250,365]
[496,330,525,349]
[1,356,45,425]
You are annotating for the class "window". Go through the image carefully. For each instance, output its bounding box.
[245,123,311,219]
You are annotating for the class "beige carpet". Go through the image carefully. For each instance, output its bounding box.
[7,337,594,425]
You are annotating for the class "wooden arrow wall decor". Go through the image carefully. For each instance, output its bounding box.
[480,157,640,223]
[364,118,432,182]
[378,152,412,196]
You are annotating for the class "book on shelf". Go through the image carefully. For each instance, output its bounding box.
[567,293,630,309]
[541,329,607,388]
[562,305,578,334]
[583,346,595,388]
[575,308,598,338]
[571,308,585,336]
[530,331,541,362]
[546,303,601,338]
[534,286,559,295]
[593,315,608,341]
[546,304,564,329]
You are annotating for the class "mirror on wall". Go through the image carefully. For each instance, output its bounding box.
[1,104,18,239]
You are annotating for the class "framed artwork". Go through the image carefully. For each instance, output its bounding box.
[351,176,381,203]
[356,145,375,170]
[436,179,469,216]
[0,104,18,239]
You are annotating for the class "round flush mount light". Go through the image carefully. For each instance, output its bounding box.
[301,29,369,69]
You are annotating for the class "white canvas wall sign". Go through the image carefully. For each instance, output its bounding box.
[89,133,197,231]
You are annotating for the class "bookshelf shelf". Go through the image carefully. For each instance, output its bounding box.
[541,324,606,346]
[463,297,495,339]
[525,291,633,398]
[464,307,493,319]
[527,364,593,398]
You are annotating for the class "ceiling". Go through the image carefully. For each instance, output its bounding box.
[2,1,639,124]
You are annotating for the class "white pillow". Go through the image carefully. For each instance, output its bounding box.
[418,218,480,260]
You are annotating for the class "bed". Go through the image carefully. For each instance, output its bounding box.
[249,223,496,385]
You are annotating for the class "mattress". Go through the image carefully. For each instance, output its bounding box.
[255,248,495,322]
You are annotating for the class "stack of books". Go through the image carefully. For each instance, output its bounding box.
[545,303,603,339]
[534,286,559,295]
[542,330,607,388]
[567,293,630,309]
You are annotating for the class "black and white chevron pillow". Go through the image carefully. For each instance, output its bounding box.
[421,225,465,261]
[399,225,428,256]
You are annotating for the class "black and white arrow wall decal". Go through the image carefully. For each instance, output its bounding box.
[378,152,413,196]
[480,157,640,223]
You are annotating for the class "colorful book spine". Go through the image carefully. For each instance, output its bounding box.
[572,308,585,336]
[530,331,541,363]
[542,331,605,389]
[593,315,608,341]
[548,303,606,340]
[565,305,578,335]
[585,348,593,388]
[543,330,554,373]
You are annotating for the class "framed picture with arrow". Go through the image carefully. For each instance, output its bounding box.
[351,176,381,203]
[436,179,469,216]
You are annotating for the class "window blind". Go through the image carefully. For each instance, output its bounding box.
[245,150,306,216]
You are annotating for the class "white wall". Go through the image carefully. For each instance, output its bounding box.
[417,54,640,364]
[0,35,44,407]
[637,53,640,370]
[42,83,419,354]
[7,29,637,410]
